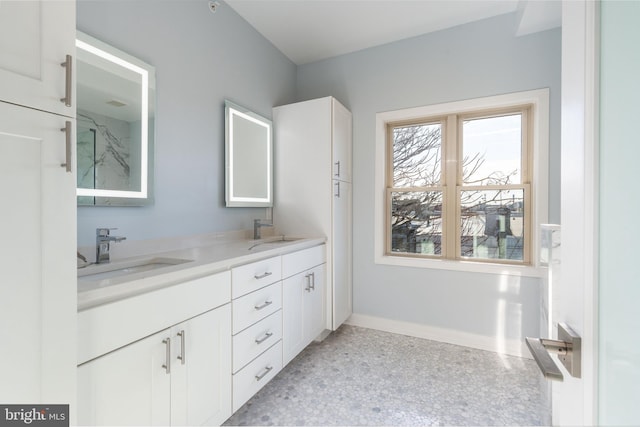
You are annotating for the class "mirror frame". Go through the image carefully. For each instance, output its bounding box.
[225,100,273,207]
[76,31,155,204]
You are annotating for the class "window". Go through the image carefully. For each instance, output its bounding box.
[375,90,548,272]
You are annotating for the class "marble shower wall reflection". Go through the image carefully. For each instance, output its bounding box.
[76,110,153,206]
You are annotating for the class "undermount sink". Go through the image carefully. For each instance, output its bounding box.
[78,257,192,282]
[248,236,302,250]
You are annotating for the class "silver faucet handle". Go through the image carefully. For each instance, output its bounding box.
[97,227,118,237]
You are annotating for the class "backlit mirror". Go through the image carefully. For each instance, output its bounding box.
[225,100,273,207]
[76,31,155,206]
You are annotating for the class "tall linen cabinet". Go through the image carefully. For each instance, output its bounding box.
[0,0,77,416]
[273,97,352,331]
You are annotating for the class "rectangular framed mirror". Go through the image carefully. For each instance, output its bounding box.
[76,31,155,206]
[225,100,273,207]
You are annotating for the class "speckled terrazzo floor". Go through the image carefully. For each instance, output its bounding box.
[223,325,550,426]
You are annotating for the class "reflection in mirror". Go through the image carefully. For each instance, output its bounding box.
[76,31,155,206]
[225,100,273,207]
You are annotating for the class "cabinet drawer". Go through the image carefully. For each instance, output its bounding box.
[232,281,282,334]
[282,244,326,278]
[233,310,282,373]
[232,340,282,412]
[232,256,282,298]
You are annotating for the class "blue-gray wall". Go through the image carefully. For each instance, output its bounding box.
[76,0,297,246]
[296,14,561,345]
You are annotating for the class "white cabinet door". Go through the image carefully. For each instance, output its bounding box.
[332,180,352,329]
[282,272,306,365]
[282,265,326,366]
[306,264,326,342]
[171,305,232,427]
[77,330,172,426]
[0,102,76,405]
[0,0,75,116]
[331,98,352,183]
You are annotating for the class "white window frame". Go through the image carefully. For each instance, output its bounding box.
[374,89,549,277]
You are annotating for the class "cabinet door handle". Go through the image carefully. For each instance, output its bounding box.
[177,330,186,365]
[60,121,72,172]
[304,273,312,292]
[254,300,273,310]
[334,182,340,198]
[255,365,273,381]
[334,160,341,177]
[162,337,171,374]
[255,331,274,344]
[60,54,72,107]
[254,271,273,280]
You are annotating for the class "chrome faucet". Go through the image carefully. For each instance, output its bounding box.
[96,228,126,264]
[253,219,273,240]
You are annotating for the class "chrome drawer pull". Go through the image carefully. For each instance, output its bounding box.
[177,330,186,365]
[255,331,274,344]
[60,54,72,107]
[162,337,171,374]
[254,271,273,280]
[254,300,273,310]
[60,121,72,172]
[304,273,312,292]
[255,365,273,381]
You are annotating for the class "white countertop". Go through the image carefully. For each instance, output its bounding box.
[77,236,325,311]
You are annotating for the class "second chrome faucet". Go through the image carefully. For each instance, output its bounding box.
[253,219,273,240]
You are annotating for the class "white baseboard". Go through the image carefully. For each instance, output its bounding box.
[345,313,532,359]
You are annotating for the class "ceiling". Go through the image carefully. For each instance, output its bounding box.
[225,0,562,65]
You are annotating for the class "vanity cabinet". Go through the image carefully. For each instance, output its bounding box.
[282,245,327,365]
[231,257,283,412]
[78,305,231,426]
[77,271,232,426]
[0,0,77,409]
[273,97,353,331]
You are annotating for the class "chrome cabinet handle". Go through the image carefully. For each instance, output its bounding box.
[60,54,72,107]
[255,365,273,381]
[162,338,171,374]
[255,331,273,344]
[177,330,186,365]
[304,273,312,292]
[334,182,340,198]
[254,300,273,310]
[60,121,72,172]
[254,271,273,280]
[334,160,341,177]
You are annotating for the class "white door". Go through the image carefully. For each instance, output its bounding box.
[77,329,172,426]
[553,1,598,425]
[282,271,306,365]
[170,305,232,427]
[331,98,352,183]
[306,264,326,341]
[0,102,76,405]
[332,180,352,329]
[0,0,75,116]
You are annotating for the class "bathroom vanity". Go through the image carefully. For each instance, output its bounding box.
[77,236,326,425]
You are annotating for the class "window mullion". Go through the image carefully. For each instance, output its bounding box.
[444,114,458,260]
